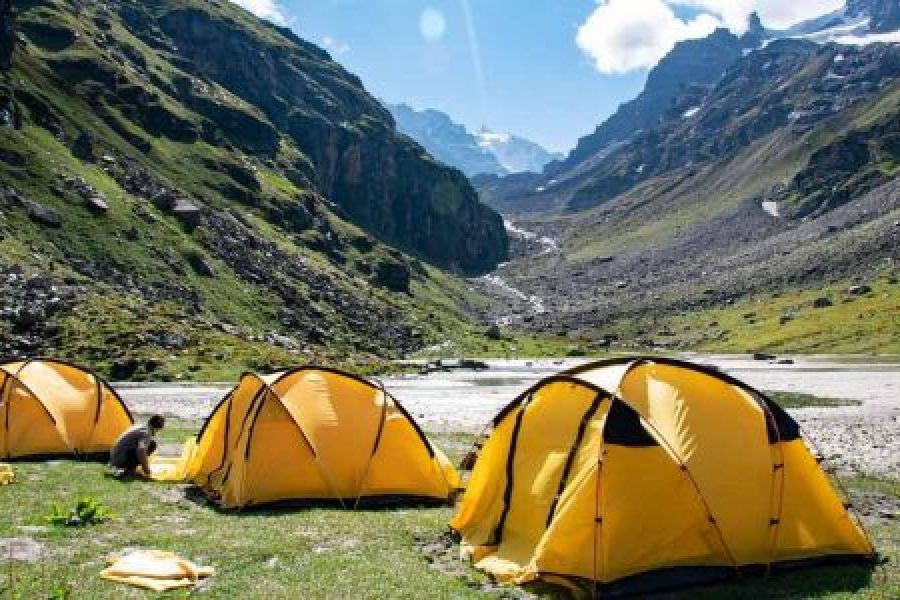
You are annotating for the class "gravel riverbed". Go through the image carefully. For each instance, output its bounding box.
[116,355,900,479]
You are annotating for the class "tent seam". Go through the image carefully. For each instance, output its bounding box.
[546,391,607,528]
[252,375,348,508]
[614,386,741,572]
[352,381,390,508]
[490,394,531,546]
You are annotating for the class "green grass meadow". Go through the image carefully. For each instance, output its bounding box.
[0,417,897,599]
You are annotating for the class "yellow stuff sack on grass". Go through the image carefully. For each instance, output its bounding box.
[148,438,198,482]
[0,463,13,485]
[100,549,214,592]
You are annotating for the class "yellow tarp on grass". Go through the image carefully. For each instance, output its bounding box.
[100,550,214,592]
[0,463,13,485]
[149,438,198,482]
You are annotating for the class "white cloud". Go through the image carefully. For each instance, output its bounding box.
[322,36,351,55]
[577,0,845,74]
[576,0,720,74]
[230,0,286,24]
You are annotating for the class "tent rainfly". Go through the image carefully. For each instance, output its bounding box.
[0,358,133,459]
[450,357,874,596]
[168,367,459,508]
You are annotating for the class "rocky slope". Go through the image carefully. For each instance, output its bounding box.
[478,1,900,215]
[387,103,561,177]
[0,0,507,378]
[563,40,900,212]
[558,16,765,175]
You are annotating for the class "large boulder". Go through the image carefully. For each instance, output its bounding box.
[373,258,411,293]
[0,0,14,71]
[86,195,108,214]
[24,200,62,228]
[172,198,203,228]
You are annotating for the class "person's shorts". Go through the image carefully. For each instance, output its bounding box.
[111,440,158,473]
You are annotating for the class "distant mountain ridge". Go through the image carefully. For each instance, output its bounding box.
[479,1,900,214]
[558,15,766,173]
[386,103,561,177]
[387,103,506,177]
[475,127,563,175]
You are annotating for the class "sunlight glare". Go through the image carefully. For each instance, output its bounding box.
[420,8,447,42]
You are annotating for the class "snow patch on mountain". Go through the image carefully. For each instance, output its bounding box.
[477,127,564,174]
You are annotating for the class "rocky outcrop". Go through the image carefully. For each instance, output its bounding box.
[0,265,83,357]
[126,5,508,274]
[785,113,899,218]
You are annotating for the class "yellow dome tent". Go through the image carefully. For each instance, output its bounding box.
[450,357,874,595]
[0,358,133,460]
[163,367,459,508]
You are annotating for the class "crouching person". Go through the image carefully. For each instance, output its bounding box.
[108,415,165,478]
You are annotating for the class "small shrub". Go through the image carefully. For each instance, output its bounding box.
[45,497,114,527]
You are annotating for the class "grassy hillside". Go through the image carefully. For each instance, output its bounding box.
[0,0,510,378]
[609,273,900,355]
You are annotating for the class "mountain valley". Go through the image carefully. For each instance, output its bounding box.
[0,0,898,377]
[0,0,510,378]
[472,1,900,355]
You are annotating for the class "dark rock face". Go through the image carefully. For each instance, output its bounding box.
[373,258,411,293]
[0,0,13,70]
[135,5,507,274]
[786,114,899,218]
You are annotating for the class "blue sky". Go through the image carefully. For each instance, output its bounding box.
[283,1,644,153]
[235,0,842,153]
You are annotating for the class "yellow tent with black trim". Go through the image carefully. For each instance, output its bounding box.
[0,358,133,459]
[165,367,459,508]
[450,357,874,595]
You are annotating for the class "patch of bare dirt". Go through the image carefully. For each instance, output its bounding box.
[415,532,540,599]
[0,537,49,562]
